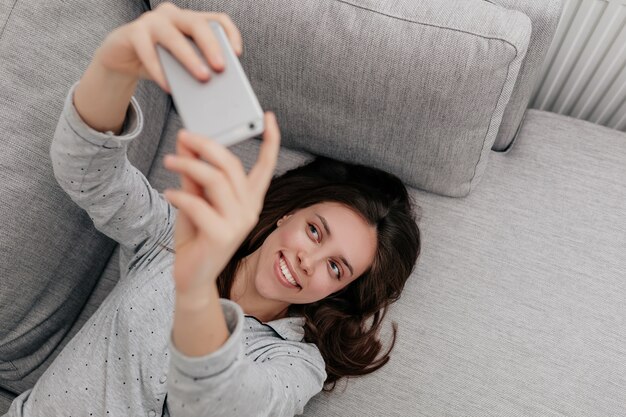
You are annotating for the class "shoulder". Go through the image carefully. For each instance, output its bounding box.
[243,315,325,370]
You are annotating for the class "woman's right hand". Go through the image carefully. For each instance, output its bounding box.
[94,2,243,93]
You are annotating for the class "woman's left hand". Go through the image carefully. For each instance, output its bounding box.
[162,112,280,296]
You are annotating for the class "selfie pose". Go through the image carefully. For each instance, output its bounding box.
[4,4,420,417]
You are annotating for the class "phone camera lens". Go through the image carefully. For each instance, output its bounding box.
[249,123,255,130]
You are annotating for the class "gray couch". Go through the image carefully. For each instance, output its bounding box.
[2,0,625,415]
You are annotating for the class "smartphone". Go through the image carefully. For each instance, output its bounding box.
[156,21,264,147]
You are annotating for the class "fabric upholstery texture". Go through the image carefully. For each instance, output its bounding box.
[161,0,531,197]
[490,0,565,151]
[303,110,626,416]
[0,388,13,415]
[0,0,170,382]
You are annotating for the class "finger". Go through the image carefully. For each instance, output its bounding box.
[177,130,249,203]
[201,13,243,57]
[167,10,226,72]
[249,112,281,195]
[130,29,171,93]
[163,181,197,250]
[214,14,243,56]
[163,188,221,233]
[151,19,212,81]
[175,137,204,198]
[175,132,220,201]
[163,153,237,216]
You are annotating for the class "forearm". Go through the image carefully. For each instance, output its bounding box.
[172,281,230,357]
[73,52,138,135]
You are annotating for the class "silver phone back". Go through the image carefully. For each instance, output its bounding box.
[156,21,264,147]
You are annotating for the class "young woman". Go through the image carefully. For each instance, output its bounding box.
[4,3,420,417]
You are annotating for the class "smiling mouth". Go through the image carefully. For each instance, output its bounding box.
[279,253,301,288]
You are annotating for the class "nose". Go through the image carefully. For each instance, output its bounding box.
[297,250,314,275]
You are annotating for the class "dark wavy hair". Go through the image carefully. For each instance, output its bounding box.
[215,156,421,391]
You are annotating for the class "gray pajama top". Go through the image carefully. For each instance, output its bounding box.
[3,82,326,417]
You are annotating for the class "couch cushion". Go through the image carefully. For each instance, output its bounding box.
[0,387,14,415]
[156,0,531,197]
[302,110,626,416]
[0,0,170,384]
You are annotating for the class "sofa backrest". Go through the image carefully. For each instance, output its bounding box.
[0,0,170,389]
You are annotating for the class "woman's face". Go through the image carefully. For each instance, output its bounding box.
[253,202,377,304]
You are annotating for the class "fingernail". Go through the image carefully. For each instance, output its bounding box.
[198,64,210,76]
[213,54,224,68]
[179,129,187,139]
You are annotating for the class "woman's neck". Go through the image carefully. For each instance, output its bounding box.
[229,252,291,323]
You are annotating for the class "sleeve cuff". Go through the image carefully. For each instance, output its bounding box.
[168,298,245,379]
[63,80,144,148]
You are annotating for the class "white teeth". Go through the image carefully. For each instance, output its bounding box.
[279,257,298,286]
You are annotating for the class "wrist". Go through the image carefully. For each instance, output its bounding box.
[175,280,221,311]
[85,48,139,89]
[173,280,230,357]
[74,56,139,134]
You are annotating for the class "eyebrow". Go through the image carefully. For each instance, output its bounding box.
[315,213,354,277]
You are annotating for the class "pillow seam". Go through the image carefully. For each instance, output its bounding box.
[334,0,524,52]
